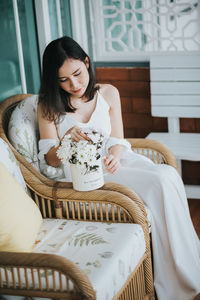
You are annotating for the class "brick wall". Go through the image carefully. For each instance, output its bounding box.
[96,67,200,185]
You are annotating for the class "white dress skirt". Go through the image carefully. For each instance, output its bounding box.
[38,91,200,300]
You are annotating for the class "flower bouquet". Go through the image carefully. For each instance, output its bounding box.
[57,129,105,191]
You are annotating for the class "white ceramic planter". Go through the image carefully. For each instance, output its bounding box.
[70,160,104,191]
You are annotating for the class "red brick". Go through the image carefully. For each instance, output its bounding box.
[132,97,151,114]
[121,97,132,113]
[110,81,150,98]
[124,128,153,138]
[195,119,200,132]
[180,118,196,132]
[122,113,153,129]
[96,68,130,81]
[152,117,168,132]
[129,68,150,81]
[134,128,152,138]
[182,161,200,185]
[96,67,150,81]
[124,128,137,138]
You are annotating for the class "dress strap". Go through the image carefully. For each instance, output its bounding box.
[96,90,110,110]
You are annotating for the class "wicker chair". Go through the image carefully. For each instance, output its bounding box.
[0,94,177,300]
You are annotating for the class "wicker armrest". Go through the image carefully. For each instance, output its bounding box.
[127,138,178,170]
[0,252,95,299]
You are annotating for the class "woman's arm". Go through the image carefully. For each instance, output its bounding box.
[38,104,61,167]
[100,84,126,174]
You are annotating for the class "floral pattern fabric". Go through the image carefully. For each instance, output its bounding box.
[0,138,27,191]
[8,95,39,170]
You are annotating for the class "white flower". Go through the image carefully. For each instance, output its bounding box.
[76,150,87,164]
[85,144,96,155]
[56,129,105,171]
[56,146,70,163]
[78,140,88,148]
[87,154,97,166]
[87,133,100,143]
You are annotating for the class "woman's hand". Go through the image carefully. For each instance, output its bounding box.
[65,126,90,142]
[103,144,125,174]
[103,154,121,174]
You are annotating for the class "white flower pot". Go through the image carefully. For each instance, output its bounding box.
[70,160,104,191]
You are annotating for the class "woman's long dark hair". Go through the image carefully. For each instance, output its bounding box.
[38,36,98,121]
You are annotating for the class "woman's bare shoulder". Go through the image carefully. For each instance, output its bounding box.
[37,103,53,124]
[97,83,120,106]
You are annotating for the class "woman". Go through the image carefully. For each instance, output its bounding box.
[38,36,200,300]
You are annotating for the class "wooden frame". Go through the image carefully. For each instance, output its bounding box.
[0,94,177,299]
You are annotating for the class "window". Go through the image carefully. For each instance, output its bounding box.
[88,0,200,61]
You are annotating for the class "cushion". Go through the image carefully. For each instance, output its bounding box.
[0,161,42,252]
[1,219,145,299]
[0,138,27,191]
[8,95,39,170]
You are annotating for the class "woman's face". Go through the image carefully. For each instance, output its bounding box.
[58,58,89,98]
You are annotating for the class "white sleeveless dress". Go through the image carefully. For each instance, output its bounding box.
[38,91,200,300]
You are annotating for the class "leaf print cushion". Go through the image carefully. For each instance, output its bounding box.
[32,219,146,300]
[8,95,39,170]
[0,138,27,191]
[1,218,146,299]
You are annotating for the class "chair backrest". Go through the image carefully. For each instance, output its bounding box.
[8,95,39,170]
[150,55,200,132]
[0,137,27,191]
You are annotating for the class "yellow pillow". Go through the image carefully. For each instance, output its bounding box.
[0,162,42,252]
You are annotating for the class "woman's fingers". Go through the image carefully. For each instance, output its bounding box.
[78,129,90,141]
[104,154,114,166]
[67,126,90,142]
[109,160,120,174]
[104,155,120,174]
